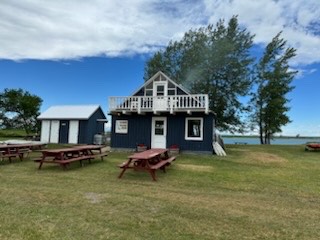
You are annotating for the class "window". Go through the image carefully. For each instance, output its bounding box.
[168,89,176,95]
[156,85,165,96]
[154,120,164,135]
[115,120,128,134]
[145,89,153,96]
[185,117,203,141]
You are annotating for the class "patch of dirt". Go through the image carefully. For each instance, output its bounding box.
[247,152,288,163]
[176,164,214,172]
[227,148,250,152]
[84,192,103,204]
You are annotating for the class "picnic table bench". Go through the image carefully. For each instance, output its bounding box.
[118,149,176,181]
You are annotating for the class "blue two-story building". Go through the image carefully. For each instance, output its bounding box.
[109,71,215,153]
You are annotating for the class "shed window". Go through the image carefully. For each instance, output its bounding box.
[185,117,203,141]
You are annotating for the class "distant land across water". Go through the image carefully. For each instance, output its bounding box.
[222,136,320,145]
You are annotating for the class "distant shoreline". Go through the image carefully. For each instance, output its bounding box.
[222,135,320,139]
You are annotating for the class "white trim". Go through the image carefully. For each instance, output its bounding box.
[131,71,190,96]
[185,117,203,141]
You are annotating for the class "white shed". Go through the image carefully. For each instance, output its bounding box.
[37,105,107,144]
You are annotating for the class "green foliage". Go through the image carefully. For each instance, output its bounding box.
[144,16,255,132]
[0,129,29,139]
[0,88,42,134]
[250,32,297,144]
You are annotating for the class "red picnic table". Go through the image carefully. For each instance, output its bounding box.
[305,143,320,151]
[118,148,176,181]
[0,143,41,162]
[36,145,108,170]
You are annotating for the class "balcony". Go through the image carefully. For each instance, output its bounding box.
[109,94,209,114]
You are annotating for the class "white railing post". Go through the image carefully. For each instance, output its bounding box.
[137,97,141,114]
[205,95,209,114]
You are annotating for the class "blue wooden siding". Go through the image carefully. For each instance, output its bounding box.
[166,114,214,152]
[78,107,106,144]
[111,113,215,152]
[111,115,151,148]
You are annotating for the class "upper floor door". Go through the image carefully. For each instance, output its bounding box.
[153,82,167,111]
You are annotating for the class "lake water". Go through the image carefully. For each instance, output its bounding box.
[222,137,320,145]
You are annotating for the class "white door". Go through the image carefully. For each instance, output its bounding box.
[151,117,167,148]
[153,82,167,111]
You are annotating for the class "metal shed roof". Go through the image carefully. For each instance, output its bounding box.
[37,105,104,120]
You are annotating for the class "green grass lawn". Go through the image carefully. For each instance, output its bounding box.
[0,145,319,239]
[0,129,33,141]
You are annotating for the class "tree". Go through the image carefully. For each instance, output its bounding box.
[144,16,255,132]
[0,88,43,134]
[250,32,297,144]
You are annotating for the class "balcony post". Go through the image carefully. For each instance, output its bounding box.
[137,97,141,114]
[205,95,209,114]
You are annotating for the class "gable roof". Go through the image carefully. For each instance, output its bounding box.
[37,105,105,120]
[131,71,191,96]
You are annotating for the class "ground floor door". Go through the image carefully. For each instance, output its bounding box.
[151,117,167,149]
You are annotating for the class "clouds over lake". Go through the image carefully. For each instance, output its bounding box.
[0,0,319,65]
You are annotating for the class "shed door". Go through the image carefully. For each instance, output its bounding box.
[59,120,69,144]
[151,117,167,149]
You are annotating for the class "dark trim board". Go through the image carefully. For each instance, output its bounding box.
[110,112,215,152]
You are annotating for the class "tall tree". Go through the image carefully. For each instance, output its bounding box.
[250,32,297,144]
[144,16,255,132]
[0,88,43,134]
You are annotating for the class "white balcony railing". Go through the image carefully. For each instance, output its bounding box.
[109,94,209,114]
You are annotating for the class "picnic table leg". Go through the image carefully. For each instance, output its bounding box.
[118,167,127,178]
[38,161,43,169]
[61,163,68,170]
[149,169,157,181]
[145,160,157,181]
[118,159,133,179]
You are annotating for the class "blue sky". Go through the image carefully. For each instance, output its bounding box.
[0,0,320,136]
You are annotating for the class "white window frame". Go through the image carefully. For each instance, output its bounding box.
[185,117,203,141]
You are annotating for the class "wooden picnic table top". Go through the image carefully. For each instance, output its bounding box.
[73,145,105,150]
[0,143,46,150]
[0,144,34,149]
[128,148,168,160]
[40,148,81,154]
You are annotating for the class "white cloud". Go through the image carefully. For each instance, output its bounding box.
[0,0,319,66]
